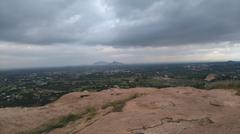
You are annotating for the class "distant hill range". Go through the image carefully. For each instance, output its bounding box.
[93,61,124,66]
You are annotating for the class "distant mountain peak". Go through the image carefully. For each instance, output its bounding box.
[93,61,124,66]
[110,61,124,65]
[93,61,109,65]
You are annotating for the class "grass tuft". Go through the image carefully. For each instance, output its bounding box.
[85,107,97,121]
[21,106,97,134]
[101,93,144,112]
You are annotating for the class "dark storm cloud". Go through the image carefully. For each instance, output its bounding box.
[0,0,240,46]
[106,0,240,46]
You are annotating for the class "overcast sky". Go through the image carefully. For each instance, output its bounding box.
[1,0,240,69]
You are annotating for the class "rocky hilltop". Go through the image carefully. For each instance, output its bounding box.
[0,87,240,134]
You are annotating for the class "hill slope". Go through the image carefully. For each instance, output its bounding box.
[0,87,240,134]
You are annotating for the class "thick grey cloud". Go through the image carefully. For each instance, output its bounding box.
[0,0,240,46]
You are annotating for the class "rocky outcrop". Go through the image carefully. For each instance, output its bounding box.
[0,87,240,134]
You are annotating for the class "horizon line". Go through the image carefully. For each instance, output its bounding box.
[0,60,238,71]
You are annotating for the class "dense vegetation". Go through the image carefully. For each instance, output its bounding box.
[1,61,240,107]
